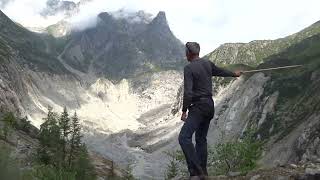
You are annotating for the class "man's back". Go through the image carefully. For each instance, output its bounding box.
[185,58,214,98]
[182,58,236,112]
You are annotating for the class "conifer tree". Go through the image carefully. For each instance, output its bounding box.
[37,109,96,179]
[68,112,82,167]
[38,107,62,166]
[59,106,71,164]
[73,145,96,180]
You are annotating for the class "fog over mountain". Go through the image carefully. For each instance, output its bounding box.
[2,0,320,55]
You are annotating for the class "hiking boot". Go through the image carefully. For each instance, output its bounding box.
[189,174,208,180]
[189,176,200,180]
[199,175,208,180]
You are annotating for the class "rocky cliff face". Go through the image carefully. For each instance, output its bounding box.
[60,11,184,79]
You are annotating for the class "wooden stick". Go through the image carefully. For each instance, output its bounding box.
[242,65,303,73]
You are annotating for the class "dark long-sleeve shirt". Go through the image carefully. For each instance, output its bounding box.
[182,58,237,112]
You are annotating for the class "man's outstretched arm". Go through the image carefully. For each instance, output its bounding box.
[210,62,241,77]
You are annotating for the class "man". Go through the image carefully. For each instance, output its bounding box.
[178,42,242,179]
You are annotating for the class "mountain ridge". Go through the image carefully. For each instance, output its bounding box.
[205,20,320,67]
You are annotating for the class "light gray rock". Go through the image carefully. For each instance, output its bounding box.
[275,176,290,180]
[250,175,261,180]
[305,167,320,175]
[227,171,241,177]
[289,164,298,169]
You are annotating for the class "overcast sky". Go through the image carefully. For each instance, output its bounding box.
[1,0,320,55]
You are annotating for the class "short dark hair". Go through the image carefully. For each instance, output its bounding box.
[185,42,200,55]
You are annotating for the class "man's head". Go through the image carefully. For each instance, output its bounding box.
[185,42,200,61]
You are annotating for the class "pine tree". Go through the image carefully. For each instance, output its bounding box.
[38,107,62,166]
[59,107,71,164]
[37,109,96,179]
[68,112,82,167]
[73,145,96,180]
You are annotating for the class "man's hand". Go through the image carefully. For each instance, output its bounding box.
[234,70,243,77]
[181,112,187,122]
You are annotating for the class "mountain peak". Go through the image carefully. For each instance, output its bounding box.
[0,10,17,29]
[98,12,114,23]
[111,9,153,24]
[156,11,166,19]
[150,11,168,27]
[0,10,8,19]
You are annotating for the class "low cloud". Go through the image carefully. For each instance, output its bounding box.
[1,0,65,27]
[0,0,11,8]
[1,0,320,55]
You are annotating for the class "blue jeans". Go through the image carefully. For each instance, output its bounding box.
[178,98,214,176]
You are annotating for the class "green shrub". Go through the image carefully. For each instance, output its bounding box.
[164,150,188,179]
[0,144,23,180]
[0,112,17,140]
[31,165,76,180]
[208,130,262,175]
[123,163,135,180]
[164,151,179,180]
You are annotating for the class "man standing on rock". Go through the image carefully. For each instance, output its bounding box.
[179,42,242,179]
